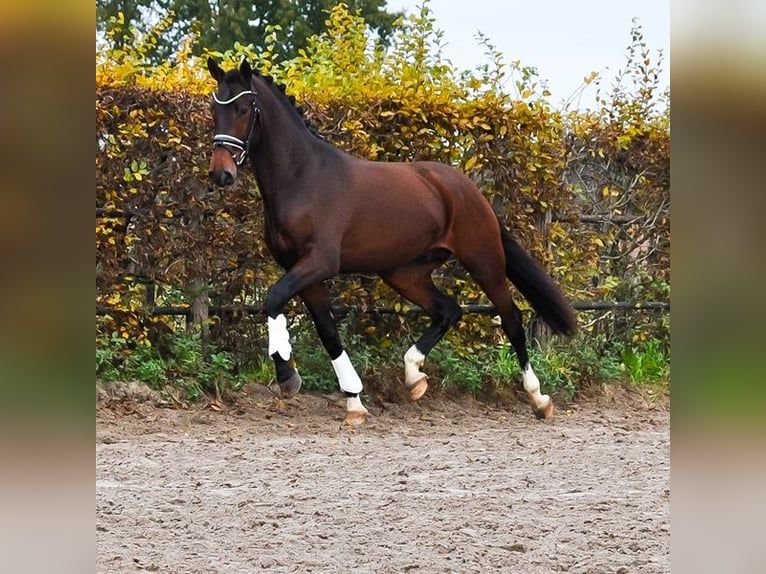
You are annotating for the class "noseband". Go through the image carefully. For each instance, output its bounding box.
[212,89,259,166]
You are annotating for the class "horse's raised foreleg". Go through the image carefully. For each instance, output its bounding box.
[266,313,302,398]
[300,283,368,426]
[264,258,336,400]
[381,263,461,401]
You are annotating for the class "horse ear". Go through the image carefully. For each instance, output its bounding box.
[239,58,253,83]
[207,57,225,82]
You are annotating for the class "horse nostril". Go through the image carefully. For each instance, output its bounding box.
[209,169,235,187]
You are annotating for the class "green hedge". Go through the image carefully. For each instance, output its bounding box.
[96,5,669,392]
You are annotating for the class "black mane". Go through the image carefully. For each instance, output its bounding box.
[254,70,326,141]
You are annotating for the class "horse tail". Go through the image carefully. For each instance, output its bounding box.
[497,219,578,336]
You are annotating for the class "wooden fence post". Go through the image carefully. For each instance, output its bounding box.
[187,280,210,339]
[532,207,553,347]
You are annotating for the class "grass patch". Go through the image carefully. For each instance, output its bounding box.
[96,328,256,400]
[97,318,669,402]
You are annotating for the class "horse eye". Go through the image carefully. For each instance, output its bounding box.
[236,106,248,118]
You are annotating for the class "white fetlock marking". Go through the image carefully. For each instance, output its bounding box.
[332,351,363,394]
[346,394,368,414]
[404,345,426,387]
[267,314,292,361]
[523,364,550,410]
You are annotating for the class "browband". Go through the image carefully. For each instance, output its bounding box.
[212,90,257,105]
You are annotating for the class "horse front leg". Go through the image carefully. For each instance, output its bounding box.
[267,313,302,398]
[264,255,367,424]
[300,283,368,426]
[263,259,331,400]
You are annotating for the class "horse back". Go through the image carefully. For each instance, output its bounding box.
[334,159,497,271]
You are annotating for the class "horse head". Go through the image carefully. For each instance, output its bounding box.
[207,57,260,187]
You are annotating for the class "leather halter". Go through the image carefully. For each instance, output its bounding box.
[211,89,259,166]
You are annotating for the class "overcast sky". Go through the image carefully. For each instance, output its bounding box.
[388,0,670,110]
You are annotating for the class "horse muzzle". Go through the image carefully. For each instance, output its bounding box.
[209,148,238,187]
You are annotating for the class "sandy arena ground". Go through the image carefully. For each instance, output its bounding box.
[97,381,669,573]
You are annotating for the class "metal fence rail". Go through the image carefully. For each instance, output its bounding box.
[96,299,668,319]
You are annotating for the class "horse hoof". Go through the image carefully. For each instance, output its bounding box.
[343,410,367,426]
[533,397,555,420]
[407,377,428,401]
[278,371,302,398]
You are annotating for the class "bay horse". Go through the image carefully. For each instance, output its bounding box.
[206,58,577,425]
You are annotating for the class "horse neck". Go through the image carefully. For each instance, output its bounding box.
[249,79,330,196]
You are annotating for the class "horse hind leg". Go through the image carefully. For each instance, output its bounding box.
[381,260,461,401]
[498,296,554,419]
[458,249,555,419]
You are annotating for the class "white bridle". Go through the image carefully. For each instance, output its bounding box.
[211,90,259,166]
